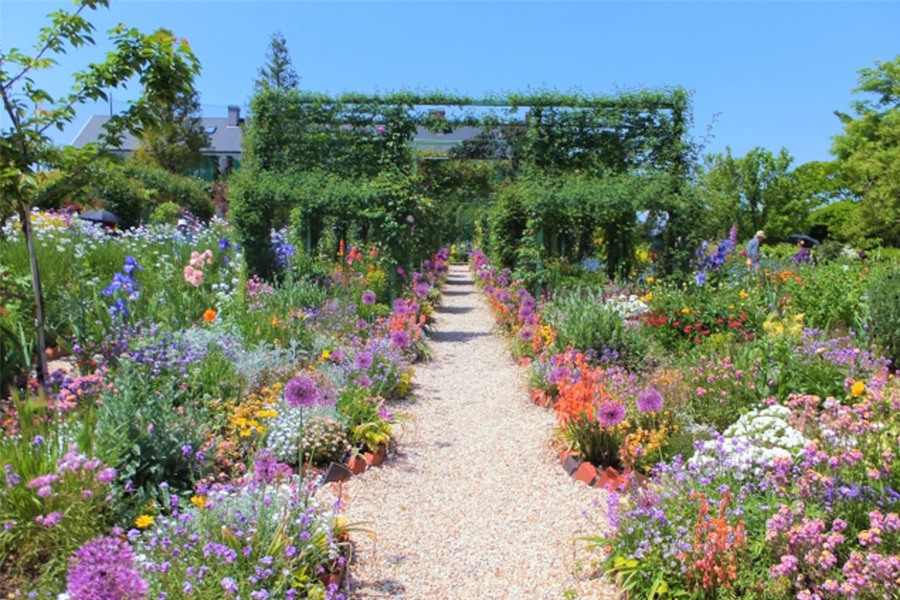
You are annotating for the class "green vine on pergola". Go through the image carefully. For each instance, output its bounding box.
[231,86,694,280]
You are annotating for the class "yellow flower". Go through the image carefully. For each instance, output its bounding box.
[240,429,251,437]
[256,426,266,434]
[739,290,747,299]
[191,496,206,509]
[322,350,331,360]
[646,277,655,284]
[640,292,653,302]
[681,308,691,315]
[135,515,154,528]
[248,420,258,427]
[729,305,735,310]
[851,381,866,397]
[235,418,248,427]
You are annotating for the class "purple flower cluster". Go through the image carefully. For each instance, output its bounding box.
[66,536,148,599]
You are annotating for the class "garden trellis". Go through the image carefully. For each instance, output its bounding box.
[230,86,694,281]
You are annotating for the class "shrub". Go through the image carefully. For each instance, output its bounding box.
[869,269,900,370]
[149,200,181,225]
[545,287,649,370]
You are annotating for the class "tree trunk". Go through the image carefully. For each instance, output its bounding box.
[19,204,49,385]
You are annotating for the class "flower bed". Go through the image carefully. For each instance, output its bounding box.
[470,244,900,599]
[0,211,449,597]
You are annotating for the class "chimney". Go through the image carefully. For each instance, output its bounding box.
[227,105,240,127]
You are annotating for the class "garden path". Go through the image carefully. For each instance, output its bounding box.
[337,264,614,600]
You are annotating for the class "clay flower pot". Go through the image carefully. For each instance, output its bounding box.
[573,462,599,486]
[346,455,367,475]
[364,445,386,467]
[595,466,628,491]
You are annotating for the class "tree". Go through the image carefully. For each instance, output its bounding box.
[254,31,299,92]
[0,0,200,383]
[831,54,900,246]
[134,79,210,174]
[698,147,820,243]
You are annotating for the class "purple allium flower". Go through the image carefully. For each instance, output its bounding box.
[484,285,495,294]
[253,449,291,485]
[597,401,626,428]
[548,367,569,385]
[517,288,528,300]
[181,445,193,459]
[497,290,511,303]
[636,388,664,413]
[392,298,409,316]
[362,291,376,305]
[354,352,373,370]
[413,282,431,298]
[66,535,148,599]
[354,375,372,388]
[520,328,534,341]
[390,330,411,349]
[285,376,319,408]
[31,435,44,446]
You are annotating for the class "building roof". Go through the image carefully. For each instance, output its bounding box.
[72,115,244,154]
[71,115,485,156]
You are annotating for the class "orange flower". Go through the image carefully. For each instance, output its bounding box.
[203,309,216,322]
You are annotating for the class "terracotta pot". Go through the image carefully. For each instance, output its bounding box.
[364,445,386,467]
[573,462,599,486]
[319,563,344,588]
[595,466,628,491]
[346,455,367,475]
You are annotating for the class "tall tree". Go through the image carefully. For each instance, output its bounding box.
[699,147,820,243]
[0,0,200,382]
[134,80,210,174]
[254,31,300,91]
[831,54,900,246]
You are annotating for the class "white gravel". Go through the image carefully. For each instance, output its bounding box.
[333,264,616,600]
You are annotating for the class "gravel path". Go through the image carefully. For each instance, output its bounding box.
[338,264,614,600]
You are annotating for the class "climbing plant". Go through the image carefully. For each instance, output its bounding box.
[232,86,693,279]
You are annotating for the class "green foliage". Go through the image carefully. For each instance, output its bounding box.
[95,363,211,521]
[95,166,151,228]
[808,200,868,246]
[0,393,111,587]
[545,288,649,370]
[831,54,900,246]
[254,30,300,92]
[868,268,900,369]
[560,418,623,470]
[133,83,210,175]
[699,147,822,243]
[122,162,213,221]
[150,200,182,224]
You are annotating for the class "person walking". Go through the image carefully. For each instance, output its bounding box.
[746,230,765,267]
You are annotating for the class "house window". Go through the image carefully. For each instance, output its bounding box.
[206,126,217,134]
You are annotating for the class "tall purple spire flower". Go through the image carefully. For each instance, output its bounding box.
[285,376,319,408]
[66,536,148,599]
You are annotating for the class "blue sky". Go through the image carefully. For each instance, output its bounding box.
[2,1,899,167]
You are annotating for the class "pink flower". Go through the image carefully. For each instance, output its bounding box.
[184,265,203,286]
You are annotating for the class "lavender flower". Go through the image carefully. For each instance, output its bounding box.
[66,536,148,599]
[285,376,319,408]
[636,388,664,413]
[97,467,117,484]
[597,401,626,428]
